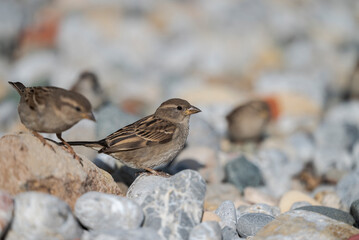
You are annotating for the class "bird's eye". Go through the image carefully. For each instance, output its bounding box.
[75,106,81,112]
[177,106,183,110]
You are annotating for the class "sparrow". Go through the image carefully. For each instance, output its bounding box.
[70,71,107,110]
[226,100,271,143]
[64,98,201,175]
[8,81,96,165]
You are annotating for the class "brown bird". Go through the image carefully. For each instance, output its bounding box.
[226,100,271,143]
[64,98,201,175]
[70,71,107,110]
[9,81,95,165]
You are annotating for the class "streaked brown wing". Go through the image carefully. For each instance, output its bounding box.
[102,115,176,153]
[24,87,51,110]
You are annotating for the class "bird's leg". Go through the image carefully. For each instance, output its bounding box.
[56,133,83,166]
[32,131,55,152]
[143,167,171,177]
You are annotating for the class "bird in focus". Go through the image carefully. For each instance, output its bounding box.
[70,71,107,110]
[8,81,96,165]
[226,100,272,143]
[64,98,201,175]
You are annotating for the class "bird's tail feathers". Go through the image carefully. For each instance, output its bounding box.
[65,139,107,151]
[8,82,26,94]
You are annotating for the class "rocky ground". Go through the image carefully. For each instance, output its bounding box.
[1,0,359,239]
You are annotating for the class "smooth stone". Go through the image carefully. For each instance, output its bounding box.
[141,170,206,240]
[0,133,124,209]
[6,191,82,240]
[290,201,312,210]
[202,211,221,222]
[243,187,277,207]
[127,174,167,205]
[237,203,280,218]
[169,146,224,184]
[350,199,359,227]
[236,213,274,238]
[337,171,359,209]
[205,183,242,209]
[225,156,264,193]
[253,210,359,240]
[221,226,242,240]
[0,190,13,238]
[75,191,144,230]
[81,228,161,240]
[279,190,321,213]
[214,200,237,229]
[296,206,355,225]
[314,190,343,210]
[189,221,222,240]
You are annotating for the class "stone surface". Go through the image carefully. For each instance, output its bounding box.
[0,133,124,209]
[169,146,224,183]
[350,199,359,227]
[202,211,221,222]
[75,191,143,230]
[6,191,82,240]
[214,200,237,229]
[188,221,222,240]
[225,156,264,193]
[337,171,359,209]
[236,213,274,238]
[221,226,242,240]
[253,210,359,240]
[243,187,277,207]
[205,183,242,209]
[279,190,321,213]
[0,190,13,238]
[127,173,167,205]
[237,203,280,218]
[141,170,206,240]
[296,205,355,225]
[81,228,161,240]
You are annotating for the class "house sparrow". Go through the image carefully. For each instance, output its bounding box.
[64,98,201,175]
[8,81,95,165]
[70,71,107,110]
[226,100,271,143]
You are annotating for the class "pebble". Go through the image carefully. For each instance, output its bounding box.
[236,213,275,238]
[221,226,242,240]
[74,191,144,231]
[295,205,355,225]
[189,221,222,240]
[127,173,167,205]
[253,210,359,240]
[169,146,224,183]
[205,183,242,209]
[214,200,237,229]
[350,199,359,227]
[0,190,13,238]
[225,155,264,193]
[141,170,206,240]
[279,190,321,213]
[201,211,221,222]
[6,191,82,240]
[237,203,280,218]
[243,187,277,206]
[81,227,161,240]
[337,171,359,209]
[290,201,312,210]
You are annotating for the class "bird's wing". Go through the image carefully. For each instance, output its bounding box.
[24,87,51,111]
[101,115,176,153]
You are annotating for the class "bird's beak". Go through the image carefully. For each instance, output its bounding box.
[185,105,201,115]
[83,112,96,121]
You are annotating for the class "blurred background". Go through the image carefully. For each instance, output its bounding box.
[1,0,359,207]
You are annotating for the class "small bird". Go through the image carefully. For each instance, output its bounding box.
[9,81,96,164]
[70,71,107,110]
[226,100,271,143]
[64,98,201,175]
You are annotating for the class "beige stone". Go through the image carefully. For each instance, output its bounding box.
[253,210,359,240]
[279,190,321,213]
[201,211,221,223]
[0,133,124,209]
[244,187,278,206]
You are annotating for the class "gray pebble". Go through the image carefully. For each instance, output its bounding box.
[236,213,274,238]
[81,227,161,240]
[189,221,222,240]
[221,226,242,240]
[215,200,237,229]
[75,191,144,230]
[296,206,355,225]
[350,199,359,227]
[290,201,312,210]
[225,156,264,193]
[237,203,280,218]
[6,191,82,240]
[142,170,206,240]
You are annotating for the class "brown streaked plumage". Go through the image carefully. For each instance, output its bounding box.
[226,100,271,143]
[65,98,201,175]
[9,81,95,165]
